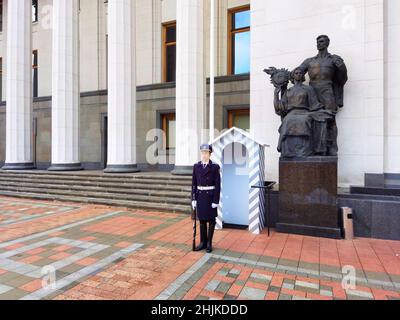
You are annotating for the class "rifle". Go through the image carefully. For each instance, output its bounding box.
[192,207,197,252]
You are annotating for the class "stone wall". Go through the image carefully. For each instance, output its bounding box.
[0,75,250,171]
[250,0,400,188]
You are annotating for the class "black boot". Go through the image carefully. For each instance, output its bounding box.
[195,222,207,251]
[206,222,216,253]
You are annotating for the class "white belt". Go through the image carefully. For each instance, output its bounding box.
[198,186,215,191]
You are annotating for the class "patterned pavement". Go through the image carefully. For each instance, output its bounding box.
[0,196,399,300]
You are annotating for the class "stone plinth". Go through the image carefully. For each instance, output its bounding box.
[277,157,341,239]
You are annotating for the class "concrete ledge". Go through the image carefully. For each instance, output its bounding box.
[171,166,193,176]
[350,186,400,197]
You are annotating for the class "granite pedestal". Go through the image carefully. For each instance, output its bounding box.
[276,157,342,239]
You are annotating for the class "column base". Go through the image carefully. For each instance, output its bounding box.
[171,165,193,176]
[48,163,84,172]
[1,163,36,170]
[104,164,140,173]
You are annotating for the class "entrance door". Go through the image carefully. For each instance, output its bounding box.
[222,143,249,227]
[101,115,108,169]
[33,117,38,168]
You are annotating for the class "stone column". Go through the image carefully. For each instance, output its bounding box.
[105,0,140,173]
[152,0,162,83]
[217,0,228,76]
[49,0,82,171]
[172,0,206,175]
[2,0,35,170]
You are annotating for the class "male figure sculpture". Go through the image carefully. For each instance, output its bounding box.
[299,35,348,156]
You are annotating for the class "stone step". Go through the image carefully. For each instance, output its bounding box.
[0,176,191,192]
[0,173,191,187]
[0,180,191,199]
[0,170,192,182]
[0,184,191,206]
[0,190,191,214]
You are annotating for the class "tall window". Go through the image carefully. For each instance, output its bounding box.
[0,58,2,101]
[161,113,176,150]
[0,0,3,32]
[162,22,176,83]
[106,34,108,89]
[32,50,38,98]
[228,6,250,75]
[228,109,250,131]
[32,0,38,22]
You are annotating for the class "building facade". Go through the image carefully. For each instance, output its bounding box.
[0,0,398,187]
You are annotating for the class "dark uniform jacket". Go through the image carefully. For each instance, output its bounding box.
[192,160,221,221]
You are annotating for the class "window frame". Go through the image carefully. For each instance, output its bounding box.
[32,0,38,23]
[32,50,38,98]
[227,5,251,75]
[227,108,250,130]
[0,57,2,101]
[0,0,3,32]
[162,21,177,83]
[161,112,176,151]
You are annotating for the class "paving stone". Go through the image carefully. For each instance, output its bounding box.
[0,288,29,300]
[239,287,266,300]
[250,272,272,282]
[257,256,278,265]
[295,280,319,290]
[205,280,220,292]
[282,283,295,290]
[0,284,13,295]
[216,282,231,294]
[235,280,246,287]
[365,271,392,283]
[346,290,374,299]
[292,296,311,300]
[320,289,333,297]
[268,286,281,293]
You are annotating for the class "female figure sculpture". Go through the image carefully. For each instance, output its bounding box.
[265,67,334,158]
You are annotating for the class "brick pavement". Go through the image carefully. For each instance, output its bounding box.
[0,196,398,300]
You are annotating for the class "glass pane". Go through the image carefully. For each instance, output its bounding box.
[167,119,176,149]
[32,0,38,22]
[166,25,176,43]
[233,10,250,29]
[166,45,176,82]
[233,114,250,131]
[233,31,250,74]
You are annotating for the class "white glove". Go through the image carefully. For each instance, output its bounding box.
[192,201,197,210]
[212,203,218,209]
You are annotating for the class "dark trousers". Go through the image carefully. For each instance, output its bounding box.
[199,218,216,224]
[196,218,216,252]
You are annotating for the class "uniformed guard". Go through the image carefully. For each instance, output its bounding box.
[192,144,221,253]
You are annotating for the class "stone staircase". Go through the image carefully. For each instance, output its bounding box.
[0,170,193,214]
